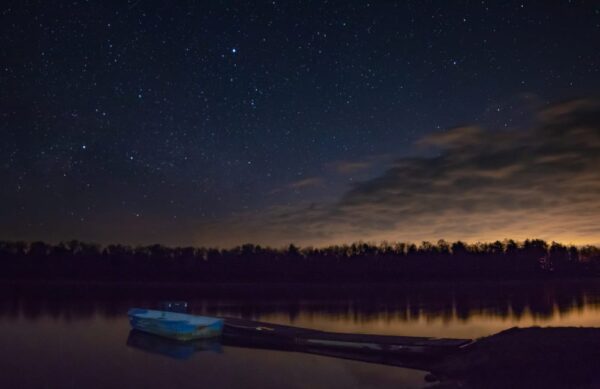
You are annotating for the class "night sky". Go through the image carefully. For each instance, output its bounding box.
[1,1,599,247]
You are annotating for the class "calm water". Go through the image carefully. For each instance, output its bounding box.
[2,280,600,388]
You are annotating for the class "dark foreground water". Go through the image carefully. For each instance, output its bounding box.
[2,280,600,388]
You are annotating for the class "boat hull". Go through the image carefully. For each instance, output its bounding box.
[128,308,223,341]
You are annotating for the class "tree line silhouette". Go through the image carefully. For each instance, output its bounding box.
[1,239,600,282]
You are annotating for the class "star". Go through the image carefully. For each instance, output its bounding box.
[2,1,598,249]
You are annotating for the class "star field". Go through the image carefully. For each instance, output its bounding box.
[1,1,599,246]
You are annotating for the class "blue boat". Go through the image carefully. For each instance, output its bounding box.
[128,308,224,341]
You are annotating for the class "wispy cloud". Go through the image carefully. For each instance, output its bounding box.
[288,177,323,189]
[327,160,374,175]
[326,154,393,176]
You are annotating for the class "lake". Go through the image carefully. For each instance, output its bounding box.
[2,280,600,388]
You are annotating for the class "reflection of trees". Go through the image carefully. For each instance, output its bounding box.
[2,281,600,327]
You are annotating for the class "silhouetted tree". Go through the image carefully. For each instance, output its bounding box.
[0,239,598,283]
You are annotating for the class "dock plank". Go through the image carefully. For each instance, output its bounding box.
[222,317,472,356]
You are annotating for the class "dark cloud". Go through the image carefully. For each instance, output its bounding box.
[333,98,600,244]
[195,99,600,247]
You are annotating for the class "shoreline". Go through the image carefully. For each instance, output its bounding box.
[430,326,600,388]
[2,277,599,289]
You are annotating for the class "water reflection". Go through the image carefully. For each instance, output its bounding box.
[127,330,222,359]
[127,328,439,374]
[2,281,599,338]
[3,281,600,388]
[0,312,429,389]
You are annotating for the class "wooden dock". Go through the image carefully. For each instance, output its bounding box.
[222,317,472,357]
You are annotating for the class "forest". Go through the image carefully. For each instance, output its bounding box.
[1,239,600,282]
